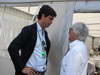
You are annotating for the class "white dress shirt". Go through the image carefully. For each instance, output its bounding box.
[60,40,88,75]
[26,23,47,72]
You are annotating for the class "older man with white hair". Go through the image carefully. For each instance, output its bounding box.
[60,22,89,75]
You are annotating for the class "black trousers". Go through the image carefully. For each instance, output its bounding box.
[15,71,26,75]
[15,71,44,75]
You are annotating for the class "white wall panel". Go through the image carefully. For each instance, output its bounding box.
[45,2,75,75]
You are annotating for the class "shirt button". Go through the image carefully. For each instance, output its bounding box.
[43,67,45,70]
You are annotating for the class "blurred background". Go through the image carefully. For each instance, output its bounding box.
[0,0,100,75]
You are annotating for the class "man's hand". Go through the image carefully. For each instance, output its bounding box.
[22,66,36,75]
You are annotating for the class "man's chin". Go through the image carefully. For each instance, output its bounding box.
[46,25,50,27]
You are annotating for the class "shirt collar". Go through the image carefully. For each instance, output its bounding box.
[37,22,46,32]
[69,40,80,48]
[37,22,42,31]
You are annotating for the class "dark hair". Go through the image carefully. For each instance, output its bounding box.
[37,5,57,19]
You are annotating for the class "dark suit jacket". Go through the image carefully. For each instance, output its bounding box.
[8,23,51,75]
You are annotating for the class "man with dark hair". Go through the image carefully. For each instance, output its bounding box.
[8,5,57,75]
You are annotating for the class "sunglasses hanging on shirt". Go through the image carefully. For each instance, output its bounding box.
[42,40,47,50]
[38,30,47,51]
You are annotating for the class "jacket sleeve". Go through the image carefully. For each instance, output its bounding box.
[8,26,31,72]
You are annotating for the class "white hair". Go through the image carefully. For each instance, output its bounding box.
[71,22,89,42]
